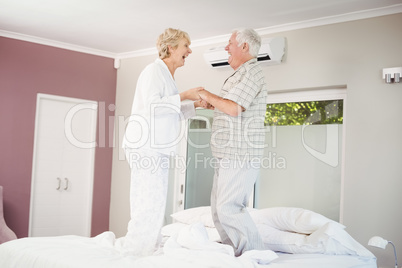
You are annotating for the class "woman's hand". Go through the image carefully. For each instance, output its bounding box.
[180,87,204,101]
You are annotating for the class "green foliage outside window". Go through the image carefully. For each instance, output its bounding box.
[265,100,343,126]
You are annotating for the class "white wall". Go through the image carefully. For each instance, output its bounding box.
[110,13,402,267]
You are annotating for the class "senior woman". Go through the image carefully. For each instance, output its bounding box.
[120,28,205,256]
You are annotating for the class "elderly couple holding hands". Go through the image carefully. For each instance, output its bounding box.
[121,27,268,257]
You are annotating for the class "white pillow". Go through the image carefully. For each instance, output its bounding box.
[170,206,257,228]
[169,207,373,257]
[307,222,374,257]
[162,222,221,242]
[161,222,188,237]
[257,222,374,257]
[171,206,215,227]
[256,223,311,253]
[250,207,345,234]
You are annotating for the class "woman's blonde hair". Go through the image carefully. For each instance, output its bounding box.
[156,28,191,59]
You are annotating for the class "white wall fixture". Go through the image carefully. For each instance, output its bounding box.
[368,236,398,268]
[114,58,120,69]
[382,67,402,83]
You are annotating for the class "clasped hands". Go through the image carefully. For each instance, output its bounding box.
[190,87,214,110]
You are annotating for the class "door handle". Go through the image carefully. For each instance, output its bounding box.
[56,177,61,190]
[64,178,69,190]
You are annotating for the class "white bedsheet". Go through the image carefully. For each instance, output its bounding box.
[0,223,377,268]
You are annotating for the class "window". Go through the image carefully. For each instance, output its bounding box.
[255,88,346,222]
[265,100,343,126]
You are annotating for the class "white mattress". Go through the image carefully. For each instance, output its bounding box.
[0,234,377,268]
[269,253,377,268]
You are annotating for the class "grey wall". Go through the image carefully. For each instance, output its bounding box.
[111,13,402,267]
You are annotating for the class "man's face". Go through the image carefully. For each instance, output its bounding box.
[225,33,243,70]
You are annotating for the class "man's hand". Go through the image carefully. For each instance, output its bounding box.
[194,99,214,109]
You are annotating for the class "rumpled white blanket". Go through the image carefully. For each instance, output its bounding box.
[92,223,278,267]
[163,222,278,266]
[0,228,376,268]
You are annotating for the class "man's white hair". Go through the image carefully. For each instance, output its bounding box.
[233,28,261,58]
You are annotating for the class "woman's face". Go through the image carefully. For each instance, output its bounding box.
[169,38,192,67]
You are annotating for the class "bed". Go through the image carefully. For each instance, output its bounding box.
[0,207,377,268]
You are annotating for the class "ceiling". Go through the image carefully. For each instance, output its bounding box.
[1,0,401,58]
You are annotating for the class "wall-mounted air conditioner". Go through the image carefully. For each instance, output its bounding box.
[203,37,285,68]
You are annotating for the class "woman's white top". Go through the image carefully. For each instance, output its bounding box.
[122,58,195,156]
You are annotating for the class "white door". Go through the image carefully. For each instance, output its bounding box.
[29,94,98,237]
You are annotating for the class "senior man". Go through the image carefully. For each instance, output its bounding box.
[199,28,268,256]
